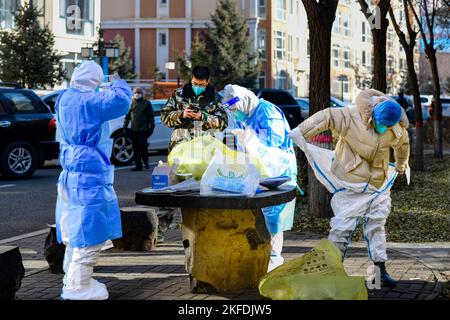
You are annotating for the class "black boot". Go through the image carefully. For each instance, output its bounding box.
[374,262,397,288]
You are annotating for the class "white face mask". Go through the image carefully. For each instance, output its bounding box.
[134,93,143,100]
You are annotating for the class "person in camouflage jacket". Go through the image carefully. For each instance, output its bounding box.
[161,66,228,152]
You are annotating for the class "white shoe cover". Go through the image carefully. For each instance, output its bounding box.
[61,278,109,300]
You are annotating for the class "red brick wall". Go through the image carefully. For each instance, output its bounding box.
[104,29,136,61]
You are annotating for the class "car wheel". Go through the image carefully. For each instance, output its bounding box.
[111,131,134,166]
[0,141,38,179]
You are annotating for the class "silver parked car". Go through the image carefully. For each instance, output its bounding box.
[41,91,173,166]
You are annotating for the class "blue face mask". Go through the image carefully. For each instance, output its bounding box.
[192,85,206,96]
[375,122,388,135]
[234,110,249,123]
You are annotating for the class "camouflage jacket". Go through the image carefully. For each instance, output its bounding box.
[161,83,228,152]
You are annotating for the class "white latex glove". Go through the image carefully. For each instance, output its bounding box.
[288,127,304,147]
[231,128,257,151]
[109,72,121,82]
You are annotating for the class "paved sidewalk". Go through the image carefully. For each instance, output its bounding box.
[3,226,446,301]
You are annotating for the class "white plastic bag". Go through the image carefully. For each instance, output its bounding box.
[200,151,260,197]
[234,128,296,178]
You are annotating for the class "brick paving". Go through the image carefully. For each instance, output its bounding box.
[6,225,446,301]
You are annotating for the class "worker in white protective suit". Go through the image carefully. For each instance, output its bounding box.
[221,84,297,272]
[289,89,410,288]
[54,61,132,300]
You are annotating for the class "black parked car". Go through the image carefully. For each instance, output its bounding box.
[0,83,58,179]
[249,88,304,129]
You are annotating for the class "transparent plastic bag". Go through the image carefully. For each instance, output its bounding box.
[200,151,260,197]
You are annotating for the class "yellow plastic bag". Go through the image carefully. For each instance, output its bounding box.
[258,239,368,300]
[168,135,270,180]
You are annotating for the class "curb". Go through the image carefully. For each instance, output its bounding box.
[387,247,446,300]
[0,229,48,245]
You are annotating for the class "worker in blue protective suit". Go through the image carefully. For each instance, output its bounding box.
[221,84,297,272]
[54,61,132,300]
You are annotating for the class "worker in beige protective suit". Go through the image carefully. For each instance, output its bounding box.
[289,89,410,288]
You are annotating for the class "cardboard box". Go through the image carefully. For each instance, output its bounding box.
[151,162,178,189]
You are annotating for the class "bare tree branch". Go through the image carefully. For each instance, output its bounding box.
[407,0,429,46]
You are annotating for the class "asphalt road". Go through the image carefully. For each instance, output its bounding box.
[0,155,166,240]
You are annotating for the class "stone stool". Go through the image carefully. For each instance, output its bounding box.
[113,206,159,251]
[0,246,25,300]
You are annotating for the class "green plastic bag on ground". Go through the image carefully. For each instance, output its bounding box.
[258,239,368,300]
[168,135,271,180]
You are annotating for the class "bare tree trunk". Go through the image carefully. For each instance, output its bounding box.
[405,51,424,170]
[358,0,390,93]
[302,0,338,218]
[427,52,443,158]
[372,27,388,93]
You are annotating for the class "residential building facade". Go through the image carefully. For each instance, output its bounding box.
[0,0,102,85]
[102,0,417,102]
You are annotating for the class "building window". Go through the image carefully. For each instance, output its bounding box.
[333,45,340,68]
[342,13,350,36]
[362,50,366,66]
[362,21,366,42]
[159,0,167,7]
[274,30,286,60]
[258,0,266,19]
[333,11,341,34]
[159,32,167,46]
[258,71,266,88]
[275,71,287,90]
[387,28,393,48]
[0,0,19,29]
[288,35,293,62]
[289,0,294,15]
[296,37,300,57]
[60,0,95,37]
[343,47,350,68]
[257,29,267,59]
[275,0,286,21]
[307,38,310,58]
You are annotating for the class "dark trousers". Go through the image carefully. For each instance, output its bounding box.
[131,130,151,169]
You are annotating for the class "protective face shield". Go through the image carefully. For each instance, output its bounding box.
[374,122,388,135]
[222,96,248,124]
[221,84,259,116]
[69,61,104,92]
[192,85,206,96]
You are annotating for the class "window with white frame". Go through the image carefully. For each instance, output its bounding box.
[288,35,293,62]
[296,37,300,57]
[159,32,167,46]
[257,29,267,59]
[60,0,95,36]
[342,12,350,36]
[362,21,366,42]
[307,37,310,58]
[289,0,294,15]
[362,50,366,66]
[274,71,287,90]
[0,0,19,29]
[343,47,350,68]
[333,11,341,34]
[258,0,266,19]
[274,30,286,60]
[275,0,286,20]
[387,28,393,48]
[333,45,340,68]
[159,0,167,7]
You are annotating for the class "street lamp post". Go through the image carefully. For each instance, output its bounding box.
[80,27,120,82]
[165,61,180,87]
